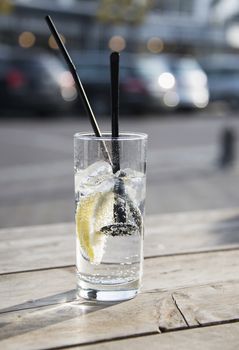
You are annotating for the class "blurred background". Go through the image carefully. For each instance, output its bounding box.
[1,0,239,228]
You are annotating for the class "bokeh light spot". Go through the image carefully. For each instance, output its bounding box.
[108,36,126,52]
[147,37,164,53]
[18,32,36,48]
[158,72,175,90]
[226,25,239,48]
[163,91,179,107]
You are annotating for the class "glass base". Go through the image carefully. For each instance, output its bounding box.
[77,278,139,302]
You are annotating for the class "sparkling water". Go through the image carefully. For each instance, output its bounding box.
[75,161,145,301]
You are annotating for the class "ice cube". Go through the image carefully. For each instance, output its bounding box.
[75,161,113,193]
[117,168,145,207]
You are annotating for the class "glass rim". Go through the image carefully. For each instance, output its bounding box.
[74,132,148,141]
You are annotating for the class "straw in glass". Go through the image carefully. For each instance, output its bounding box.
[110,51,120,173]
[110,51,127,224]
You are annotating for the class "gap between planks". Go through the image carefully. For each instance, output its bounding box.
[1,245,239,277]
[47,321,239,350]
[1,249,239,315]
[1,280,239,349]
[56,322,239,350]
[1,207,239,275]
[44,331,161,350]
[2,316,239,350]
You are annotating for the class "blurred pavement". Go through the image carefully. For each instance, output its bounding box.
[1,112,239,228]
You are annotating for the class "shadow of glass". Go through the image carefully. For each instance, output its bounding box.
[0,291,124,341]
[0,289,76,314]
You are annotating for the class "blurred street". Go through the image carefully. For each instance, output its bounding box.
[1,111,239,228]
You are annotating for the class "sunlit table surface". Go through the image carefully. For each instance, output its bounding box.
[0,208,239,350]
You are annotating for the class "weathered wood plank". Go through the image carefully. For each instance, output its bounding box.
[1,250,238,315]
[146,207,239,256]
[0,223,74,274]
[0,209,238,350]
[157,281,239,330]
[0,267,75,313]
[143,249,239,292]
[1,208,239,274]
[1,281,239,350]
[71,322,239,350]
[146,207,239,226]
[0,293,167,350]
[146,214,239,257]
[172,281,239,327]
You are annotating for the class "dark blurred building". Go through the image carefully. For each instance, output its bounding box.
[0,0,93,49]
[0,0,237,53]
[138,0,224,53]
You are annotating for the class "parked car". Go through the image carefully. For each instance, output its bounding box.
[72,51,209,115]
[166,56,209,109]
[199,54,239,108]
[72,51,149,115]
[0,46,75,115]
[73,51,172,114]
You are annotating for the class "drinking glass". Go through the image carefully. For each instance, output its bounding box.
[74,132,147,301]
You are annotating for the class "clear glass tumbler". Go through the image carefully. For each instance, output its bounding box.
[74,132,147,301]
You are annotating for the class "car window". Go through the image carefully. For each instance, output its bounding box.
[11,60,42,71]
[170,58,201,72]
[8,57,67,83]
[206,68,239,78]
[135,58,169,79]
[76,65,109,82]
[8,59,51,82]
[76,64,132,82]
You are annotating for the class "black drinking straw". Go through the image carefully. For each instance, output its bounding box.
[111,52,119,138]
[110,52,126,224]
[45,15,112,166]
[110,52,120,173]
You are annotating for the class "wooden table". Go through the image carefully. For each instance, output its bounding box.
[0,208,239,350]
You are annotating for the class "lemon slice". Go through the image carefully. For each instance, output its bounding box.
[76,191,114,264]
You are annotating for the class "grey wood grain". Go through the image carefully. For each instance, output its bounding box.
[70,322,239,350]
[0,267,75,313]
[1,250,238,314]
[143,249,239,293]
[0,293,165,350]
[172,281,239,327]
[0,209,238,350]
[1,208,239,274]
[1,280,238,350]
[145,207,239,256]
[146,207,239,226]
[0,223,74,274]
